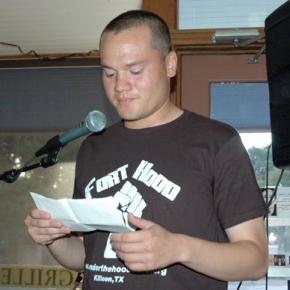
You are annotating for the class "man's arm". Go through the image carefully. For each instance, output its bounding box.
[24,208,85,272]
[111,215,268,281]
[178,216,268,280]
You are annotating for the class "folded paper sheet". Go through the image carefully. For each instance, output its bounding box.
[30,192,133,232]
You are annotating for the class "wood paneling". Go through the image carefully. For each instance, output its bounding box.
[142,0,177,29]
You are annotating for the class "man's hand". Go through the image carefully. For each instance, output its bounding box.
[24,208,71,246]
[111,214,178,272]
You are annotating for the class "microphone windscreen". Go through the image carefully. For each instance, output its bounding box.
[86,110,107,132]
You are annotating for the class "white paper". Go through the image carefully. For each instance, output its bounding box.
[30,192,133,233]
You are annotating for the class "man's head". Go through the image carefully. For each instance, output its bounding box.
[100,10,177,129]
[100,10,172,58]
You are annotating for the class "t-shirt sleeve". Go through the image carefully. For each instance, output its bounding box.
[213,134,268,229]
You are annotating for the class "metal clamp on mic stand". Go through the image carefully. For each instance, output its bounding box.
[0,148,62,183]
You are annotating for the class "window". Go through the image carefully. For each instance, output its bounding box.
[211,82,270,130]
[211,81,290,290]
[0,60,120,289]
[178,0,287,29]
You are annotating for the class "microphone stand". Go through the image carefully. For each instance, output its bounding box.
[0,148,62,183]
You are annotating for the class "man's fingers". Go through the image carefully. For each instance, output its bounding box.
[24,207,71,245]
[128,214,155,230]
[29,208,51,219]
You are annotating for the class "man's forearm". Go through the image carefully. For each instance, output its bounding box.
[175,234,268,281]
[47,235,85,272]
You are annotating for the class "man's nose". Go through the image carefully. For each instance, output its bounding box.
[115,72,131,92]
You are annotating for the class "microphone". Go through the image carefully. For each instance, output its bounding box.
[35,110,106,157]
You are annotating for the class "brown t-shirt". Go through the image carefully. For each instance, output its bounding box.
[73,110,267,290]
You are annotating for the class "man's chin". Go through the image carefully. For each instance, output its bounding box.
[117,110,139,122]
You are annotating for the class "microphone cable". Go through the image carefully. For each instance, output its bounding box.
[71,272,83,290]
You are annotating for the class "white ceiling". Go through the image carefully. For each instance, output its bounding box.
[0,0,142,56]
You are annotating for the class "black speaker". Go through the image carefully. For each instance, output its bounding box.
[265,1,290,169]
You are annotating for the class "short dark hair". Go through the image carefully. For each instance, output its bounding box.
[100,10,172,57]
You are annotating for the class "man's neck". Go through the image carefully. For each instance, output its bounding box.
[124,103,183,129]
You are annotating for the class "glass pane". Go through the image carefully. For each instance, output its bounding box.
[210,82,270,130]
[210,82,290,289]
[240,133,290,189]
[178,0,287,29]
[266,222,290,287]
[0,133,82,266]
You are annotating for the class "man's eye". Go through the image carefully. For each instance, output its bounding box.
[130,68,143,75]
[103,69,115,78]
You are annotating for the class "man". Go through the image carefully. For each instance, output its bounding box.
[25,10,268,290]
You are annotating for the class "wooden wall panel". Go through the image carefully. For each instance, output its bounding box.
[142,0,177,29]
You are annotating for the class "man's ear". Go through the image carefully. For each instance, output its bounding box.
[166,51,178,78]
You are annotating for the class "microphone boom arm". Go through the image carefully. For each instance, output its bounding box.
[0,149,62,183]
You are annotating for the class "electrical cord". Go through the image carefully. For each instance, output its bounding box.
[0,41,98,60]
[267,169,285,209]
[236,281,242,289]
[0,41,40,57]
